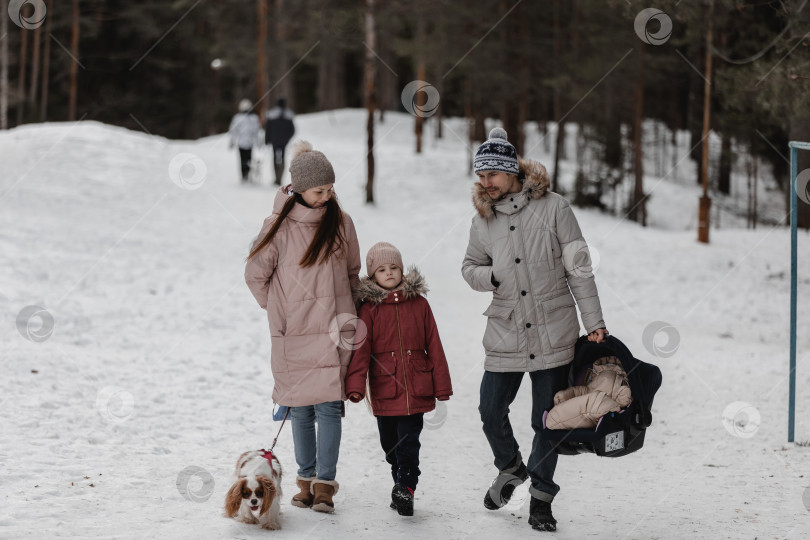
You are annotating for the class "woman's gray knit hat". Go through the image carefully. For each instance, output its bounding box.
[473,127,519,175]
[289,140,335,192]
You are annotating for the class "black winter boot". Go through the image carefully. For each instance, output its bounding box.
[391,484,414,516]
[528,497,557,532]
[483,453,529,510]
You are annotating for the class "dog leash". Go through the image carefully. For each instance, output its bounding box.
[269,407,290,452]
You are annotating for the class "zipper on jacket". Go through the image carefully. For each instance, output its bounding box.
[395,304,411,415]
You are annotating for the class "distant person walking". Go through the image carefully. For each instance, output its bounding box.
[265,98,296,185]
[229,99,261,183]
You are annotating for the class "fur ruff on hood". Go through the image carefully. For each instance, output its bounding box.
[472,156,550,218]
[354,267,428,304]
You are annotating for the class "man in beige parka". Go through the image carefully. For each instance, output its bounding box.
[461,127,608,533]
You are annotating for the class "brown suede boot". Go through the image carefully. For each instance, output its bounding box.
[291,476,315,508]
[311,479,339,513]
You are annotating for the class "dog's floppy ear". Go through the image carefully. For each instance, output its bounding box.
[257,475,277,516]
[224,478,246,518]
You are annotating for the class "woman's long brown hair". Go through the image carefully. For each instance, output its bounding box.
[246,192,347,267]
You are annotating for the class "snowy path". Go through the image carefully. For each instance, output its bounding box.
[1,110,809,539]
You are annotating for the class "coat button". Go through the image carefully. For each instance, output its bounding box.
[526,323,532,328]
[530,354,536,359]
[510,198,514,201]
[521,290,527,296]
[515,258,521,263]
[513,205,518,209]
[510,226,515,231]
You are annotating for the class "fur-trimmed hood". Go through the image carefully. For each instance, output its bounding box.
[354,267,428,304]
[472,156,550,218]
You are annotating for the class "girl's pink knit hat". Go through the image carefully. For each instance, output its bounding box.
[366,242,403,276]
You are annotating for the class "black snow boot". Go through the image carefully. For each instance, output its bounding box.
[483,453,529,510]
[391,484,414,516]
[528,497,557,532]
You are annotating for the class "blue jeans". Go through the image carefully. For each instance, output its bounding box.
[478,366,568,502]
[290,401,342,481]
[377,414,424,491]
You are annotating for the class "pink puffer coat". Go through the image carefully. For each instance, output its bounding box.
[545,356,632,430]
[245,186,361,407]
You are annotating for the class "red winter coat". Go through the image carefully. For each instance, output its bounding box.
[345,269,453,416]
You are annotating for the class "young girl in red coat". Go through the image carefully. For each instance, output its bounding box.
[345,242,453,516]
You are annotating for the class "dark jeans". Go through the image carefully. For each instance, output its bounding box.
[377,413,424,491]
[272,146,286,184]
[478,365,568,502]
[238,148,252,180]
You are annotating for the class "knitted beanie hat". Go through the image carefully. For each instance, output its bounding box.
[366,242,403,276]
[289,140,336,193]
[473,127,519,175]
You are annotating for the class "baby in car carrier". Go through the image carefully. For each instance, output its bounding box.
[546,356,632,430]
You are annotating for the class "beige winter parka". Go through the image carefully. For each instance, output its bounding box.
[245,185,361,407]
[461,157,605,372]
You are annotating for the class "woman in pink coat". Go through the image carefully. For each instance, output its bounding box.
[245,141,361,514]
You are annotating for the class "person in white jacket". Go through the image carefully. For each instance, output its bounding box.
[229,99,261,182]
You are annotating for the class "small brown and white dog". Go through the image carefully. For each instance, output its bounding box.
[224,449,283,530]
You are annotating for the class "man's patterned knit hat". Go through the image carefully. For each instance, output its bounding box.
[473,127,519,175]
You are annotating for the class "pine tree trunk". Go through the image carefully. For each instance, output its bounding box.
[697,5,713,243]
[17,27,28,124]
[414,13,425,154]
[29,24,41,115]
[257,0,268,119]
[376,0,396,119]
[274,0,292,107]
[68,0,79,121]
[718,132,731,195]
[472,84,486,143]
[465,76,475,175]
[364,0,376,204]
[0,0,8,129]
[517,12,529,156]
[746,152,758,229]
[501,0,520,153]
[603,77,621,169]
[503,101,519,154]
[317,45,344,110]
[415,63,424,153]
[552,120,564,193]
[39,6,51,122]
[751,155,758,230]
[629,41,646,226]
[551,0,563,192]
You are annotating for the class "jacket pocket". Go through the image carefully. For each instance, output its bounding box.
[407,350,434,397]
[541,293,579,350]
[482,300,519,353]
[369,351,398,399]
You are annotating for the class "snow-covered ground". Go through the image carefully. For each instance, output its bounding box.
[1,109,809,539]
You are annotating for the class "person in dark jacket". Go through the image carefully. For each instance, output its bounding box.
[345,242,453,517]
[265,98,296,185]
